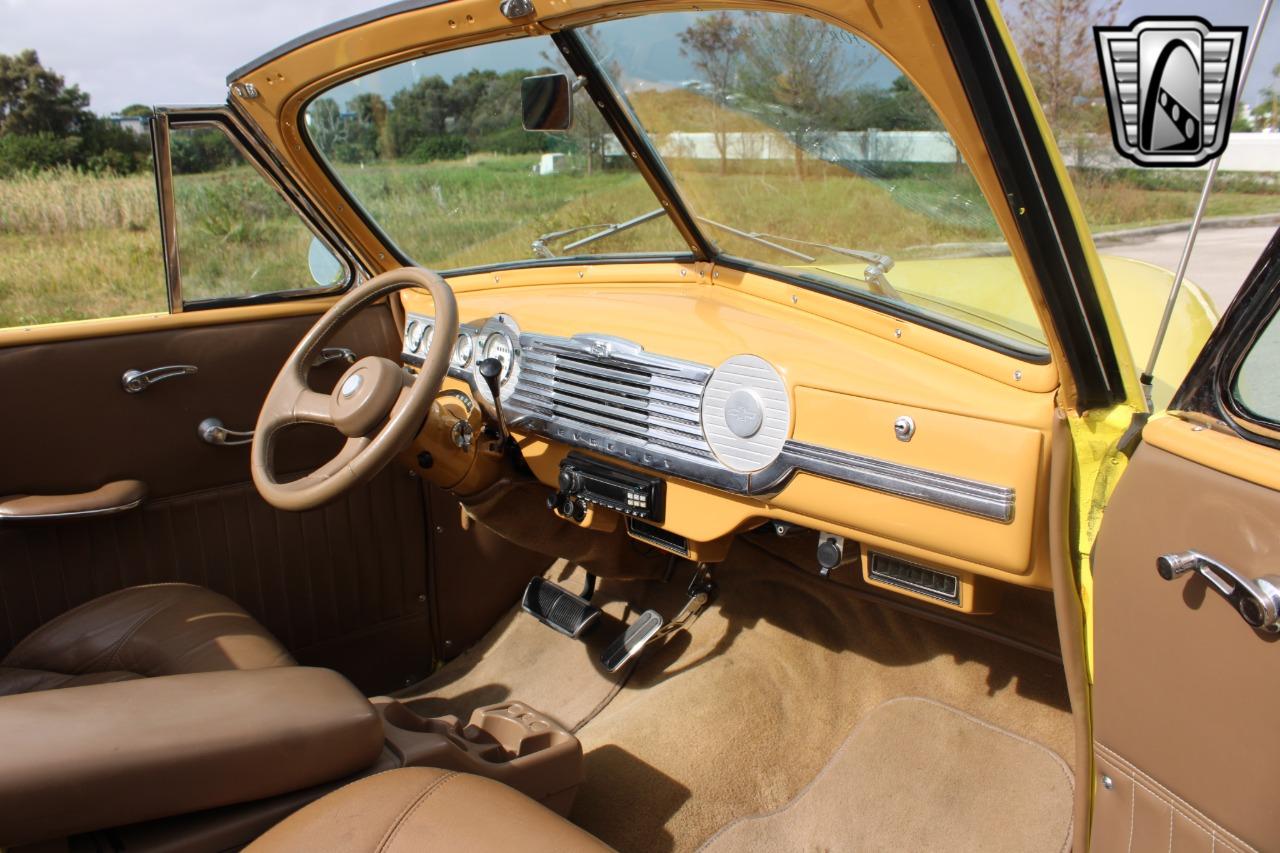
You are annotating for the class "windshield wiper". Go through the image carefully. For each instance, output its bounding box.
[534,211,902,303]
[698,222,902,303]
[532,208,668,259]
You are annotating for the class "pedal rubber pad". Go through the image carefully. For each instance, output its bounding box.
[600,609,665,672]
[522,577,600,638]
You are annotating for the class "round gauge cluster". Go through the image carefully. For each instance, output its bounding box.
[451,331,474,369]
[471,315,522,406]
[404,318,433,356]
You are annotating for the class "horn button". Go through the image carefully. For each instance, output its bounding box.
[329,357,405,437]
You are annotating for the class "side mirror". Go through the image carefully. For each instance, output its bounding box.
[307,237,345,288]
[522,74,574,131]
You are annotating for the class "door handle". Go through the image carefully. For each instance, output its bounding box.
[198,418,254,447]
[121,365,197,393]
[311,347,356,368]
[1157,550,1280,633]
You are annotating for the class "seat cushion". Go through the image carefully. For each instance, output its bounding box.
[246,768,613,853]
[0,583,293,696]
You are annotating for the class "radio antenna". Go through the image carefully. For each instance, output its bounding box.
[1141,0,1276,408]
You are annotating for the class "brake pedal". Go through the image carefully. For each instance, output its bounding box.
[522,577,600,638]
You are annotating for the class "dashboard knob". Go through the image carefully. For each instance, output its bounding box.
[559,468,582,494]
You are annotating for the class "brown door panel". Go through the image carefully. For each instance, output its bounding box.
[0,467,429,695]
[0,307,397,500]
[1092,443,1280,851]
[0,305,440,695]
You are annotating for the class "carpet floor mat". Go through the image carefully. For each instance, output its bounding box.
[699,696,1073,853]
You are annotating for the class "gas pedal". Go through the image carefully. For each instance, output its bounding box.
[600,609,665,673]
[598,562,716,672]
[522,577,600,638]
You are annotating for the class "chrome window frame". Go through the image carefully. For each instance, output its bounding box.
[151,106,360,313]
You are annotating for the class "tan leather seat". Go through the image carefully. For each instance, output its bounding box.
[0,583,293,696]
[247,768,613,852]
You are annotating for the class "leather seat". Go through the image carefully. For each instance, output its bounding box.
[0,583,294,696]
[246,768,613,852]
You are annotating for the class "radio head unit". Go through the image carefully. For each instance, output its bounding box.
[555,452,665,524]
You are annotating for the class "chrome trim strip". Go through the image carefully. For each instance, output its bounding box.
[760,441,1015,523]
[0,499,144,523]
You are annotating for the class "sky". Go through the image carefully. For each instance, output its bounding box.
[0,0,1277,116]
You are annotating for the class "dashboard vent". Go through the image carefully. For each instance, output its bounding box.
[868,552,961,606]
[627,518,690,557]
[513,335,714,459]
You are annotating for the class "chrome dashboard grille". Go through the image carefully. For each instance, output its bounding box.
[509,335,715,460]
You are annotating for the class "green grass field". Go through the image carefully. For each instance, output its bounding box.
[0,153,1276,329]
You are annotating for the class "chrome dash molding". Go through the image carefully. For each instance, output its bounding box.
[402,321,1016,523]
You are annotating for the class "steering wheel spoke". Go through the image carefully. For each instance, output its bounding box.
[293,389,335,426]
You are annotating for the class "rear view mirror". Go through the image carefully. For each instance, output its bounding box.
[522,74,574,131]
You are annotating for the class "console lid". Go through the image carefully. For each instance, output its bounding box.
[0,667,383,847]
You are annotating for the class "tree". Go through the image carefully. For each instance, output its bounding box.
[388,76,452,156]
[1001,0,1120,165]
[120,103,152,118]
[678,13,748,174]
[0,50,91,136]
[738,14,852,177]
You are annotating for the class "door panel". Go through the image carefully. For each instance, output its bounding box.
[0,306,434,694]
[1091,438,1280,851]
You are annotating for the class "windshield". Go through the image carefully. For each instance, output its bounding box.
[582,11,1046,353]
[303,16,1046,355]
[303,37,686,269]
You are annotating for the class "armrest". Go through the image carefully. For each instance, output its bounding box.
[0,667,384,847]
[0,479,146,521]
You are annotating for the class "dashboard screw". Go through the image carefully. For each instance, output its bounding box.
[1101,775,1114,790]
[1013,370,1023,381]
[791,294,799,304]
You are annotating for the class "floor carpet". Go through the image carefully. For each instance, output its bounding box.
[699,696,1073,853]
[404,539,1074,852]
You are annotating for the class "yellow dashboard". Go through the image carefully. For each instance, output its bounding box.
[399,262,1059,608]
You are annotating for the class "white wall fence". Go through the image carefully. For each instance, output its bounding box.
[631,130,1280,172]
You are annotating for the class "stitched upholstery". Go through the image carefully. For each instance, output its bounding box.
[0,583,293,696]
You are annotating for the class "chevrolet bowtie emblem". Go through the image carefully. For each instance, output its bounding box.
[1095,17,1246,167]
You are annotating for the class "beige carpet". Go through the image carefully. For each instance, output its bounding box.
[405,540,1074,852]
[700,696,1073,853]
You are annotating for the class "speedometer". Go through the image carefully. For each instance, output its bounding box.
[483,333,513,379]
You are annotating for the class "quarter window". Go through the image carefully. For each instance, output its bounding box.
[1233,310,1280,424]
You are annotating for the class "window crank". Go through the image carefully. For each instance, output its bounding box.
[1157,550,1280,633]
[198,417,254,447]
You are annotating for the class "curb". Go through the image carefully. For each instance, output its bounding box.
[1093,213,1280,246]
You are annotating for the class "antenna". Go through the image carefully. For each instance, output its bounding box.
[1141,0,1276,408]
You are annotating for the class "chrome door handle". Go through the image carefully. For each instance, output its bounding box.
[1158,550,1280,633]
[198,417,254,447]
[122,365,197,393]
[311,347,356,368]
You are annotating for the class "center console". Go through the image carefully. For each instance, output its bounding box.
[374,698,585,816]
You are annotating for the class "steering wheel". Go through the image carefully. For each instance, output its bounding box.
[252,267,457,511]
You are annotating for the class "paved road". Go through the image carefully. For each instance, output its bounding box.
[1101,225,1277,314]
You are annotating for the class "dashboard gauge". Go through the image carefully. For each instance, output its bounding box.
[420,324,434,355]
[482,332,513,379]
[409,320,429,352]
[452,332,474,367]
[404,319,420,351]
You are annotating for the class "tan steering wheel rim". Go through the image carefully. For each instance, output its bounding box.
[251,267,457,512]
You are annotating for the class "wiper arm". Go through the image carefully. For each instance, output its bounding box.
[533,211,902,303]
[532,208,667,258]
[723,229,901,302]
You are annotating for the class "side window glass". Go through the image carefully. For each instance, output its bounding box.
[1233,311,1280,423]
[169,125,346,304]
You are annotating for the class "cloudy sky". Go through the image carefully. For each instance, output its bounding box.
[0,0,1276,115]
